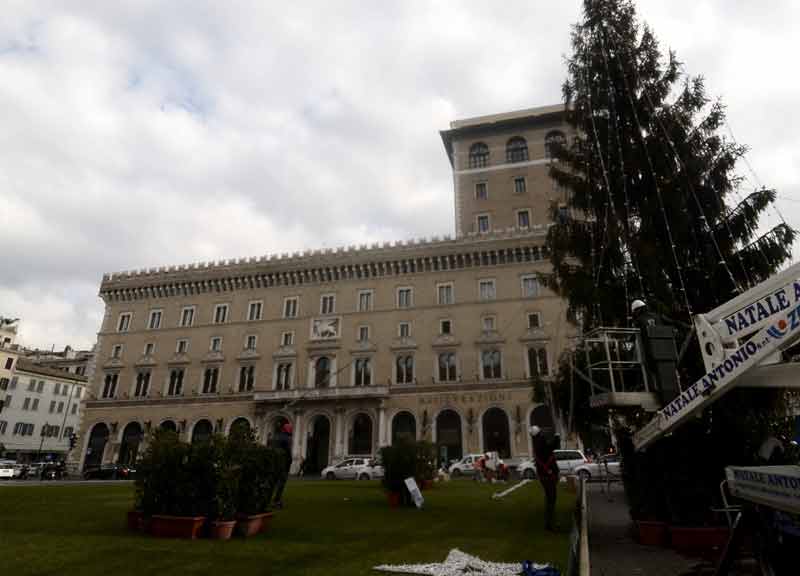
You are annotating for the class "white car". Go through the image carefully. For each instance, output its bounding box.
[574,455,622,481]
[0,463,15,479]
[518,450,589,479]
[448,454,483,477]
[322,457,377,480]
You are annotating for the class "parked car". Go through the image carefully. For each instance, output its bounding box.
[517,450,590,479]
[0,462,15,479]
[448,454,484,477]
[82,464,135,480]
[321,457,373,480]
[355,458,384,480]
[574,454,622,481]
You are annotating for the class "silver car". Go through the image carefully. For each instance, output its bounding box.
[517,449,589,479]
[321,457,372,480]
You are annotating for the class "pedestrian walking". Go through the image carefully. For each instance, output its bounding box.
[272,422,293,509]
[530,425,559,531]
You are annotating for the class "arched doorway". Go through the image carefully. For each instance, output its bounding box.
[391,412,416,444]
[191,419,213,444]
[159,420,177,433]
[306,415,331,475]
[349,413,373,455]
[84,423,109,470]
[118,422,144,466]
[482,408,511,458]
[436,410,462,466]
[229,417,251,438]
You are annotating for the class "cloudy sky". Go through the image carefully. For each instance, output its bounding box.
[1,1,798,351]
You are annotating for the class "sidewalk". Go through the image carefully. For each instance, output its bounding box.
[587,483,702,576]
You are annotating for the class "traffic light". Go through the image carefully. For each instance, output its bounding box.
[69,433,78,450]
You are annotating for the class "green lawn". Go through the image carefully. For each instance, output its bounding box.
[0,479,573,576]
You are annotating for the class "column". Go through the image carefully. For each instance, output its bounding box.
[334,407,345,458]
[290,410,304,474]
[378,402,387,447]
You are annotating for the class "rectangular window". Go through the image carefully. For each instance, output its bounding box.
[134,371,151,397]
[70,402,77,414]
[64,426,73,438]
[482,316,496,331]
[180,306,195,327]
[27,378,36,391]
[481,349,502,379]
[527,312,541,329]
[213,304,229,324]
[9,377,17,390]
[320,294,335,315]
[202,367,219,394]
[397,287,413,309]
[57,401,64,413]
[440,319,452,335]
[477,214,490,234]
[514,177,527,194]
[117,313,132,333]
[76,388,82,399]
[22,397,30,410]
[438,352,457,382]
[522,275,540,298]
[437,283,454,305]
[358,290,373,312]
[36,380,44,393]
[475,181,488,200]
[54,383,61,395]
[4,357,13,370]
[62,386,69,397]
[398,322,410,339]
[111,344,123,359]
[281,331,294,347]
[358,325,370,342]
[102,373,118,398]
[354,358,372,387]
[283,297,299,318]
[148,309,163,330]
[49,400,56,413]
[168,368,185,396]
[0,421,6,435]
[0,377,7,391]
[3,395,10,408]
[517,210,531,229]
[275,363,293,391]
[210,337,222,352]
[31,398,39,411]
[248,301,263,321]
[479,279,496,301]
[245,335,257,351]
[144,342,155,357]
[239,365,255,392]
[529,347,550,376]
[176,339,189,354]
[396,355,414,384]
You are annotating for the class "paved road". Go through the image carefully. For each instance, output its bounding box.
[0,479,134,486]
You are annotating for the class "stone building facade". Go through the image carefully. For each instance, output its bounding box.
[78,105,574,473]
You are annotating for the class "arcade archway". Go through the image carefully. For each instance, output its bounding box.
[306,415,331,474]
[482,407,511,458]
[436,410,462,466]
[84,423,109,470]
[391,412,416,444]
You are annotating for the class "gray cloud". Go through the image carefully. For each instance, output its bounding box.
[1,0,797,350]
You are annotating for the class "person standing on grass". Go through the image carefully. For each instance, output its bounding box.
[272,422,293,509]
[530,425,559,531]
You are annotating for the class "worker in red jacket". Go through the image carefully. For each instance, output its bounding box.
[530,425,559,531]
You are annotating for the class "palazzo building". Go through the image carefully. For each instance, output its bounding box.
[78,105,575,473]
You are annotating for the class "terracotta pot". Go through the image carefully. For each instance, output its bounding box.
[209,520,237,540]
[236,512,273,537]
[387,491,401,508]
[637,520,668,547]
[150,515,206,539]
[420,479,433,491]
[669,526,730,558]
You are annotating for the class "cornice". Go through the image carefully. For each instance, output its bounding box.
[98,228,551,303]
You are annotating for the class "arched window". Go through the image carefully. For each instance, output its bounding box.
[396,355,414,384]
[506,137,529,163]
[468,142,490,169]
[481,349,502,380]
[315,356,331,388]
[438,352,457,382]
[354,358,371,386]
[545,130,566,159]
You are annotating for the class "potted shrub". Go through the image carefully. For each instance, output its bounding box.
[415,441,436,490]
[230,430,277,536]
[380,441,417,507]
[208,440,239,540]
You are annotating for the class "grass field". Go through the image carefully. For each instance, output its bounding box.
[0,479,573,576]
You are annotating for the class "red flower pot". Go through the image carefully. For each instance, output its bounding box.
[150,515,206,539]
[637,520,668,547]
[387,491,401,508]
[669,526,730,558]
[235,512,273,537]
[209,520,237,540]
